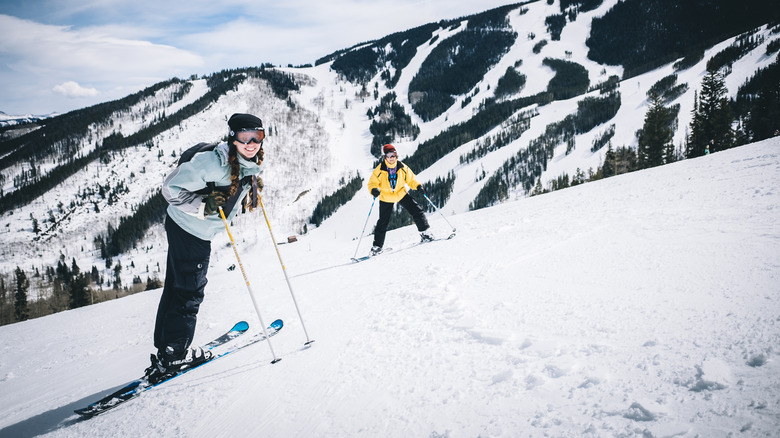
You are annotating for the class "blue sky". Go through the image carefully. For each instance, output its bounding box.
[0,0,517,116]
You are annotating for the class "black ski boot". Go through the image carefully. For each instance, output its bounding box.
[144,347,213,384]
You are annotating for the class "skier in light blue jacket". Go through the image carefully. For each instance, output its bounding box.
[145,113,264,383]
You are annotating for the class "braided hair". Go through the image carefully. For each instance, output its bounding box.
[226,141,264,212]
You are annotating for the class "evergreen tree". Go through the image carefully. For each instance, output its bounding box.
[602,145,617,178]
[69,273,91,308]
[495,67,527,98]
[91,265,100,284]
[113,261,122,290]
[56,255,71,286]
[687,91,703,157]
[571,168,586,186]
[0,276,9,325]
[146,276,163,290]
[49,269,69,313]
[687,69,734,157]
[735,57,780,142]
[530,178,546,196]
[71,258,80,277]
[310,175,363,226]
[14,267,29,322]
[614,146,638,175]
[637,91,675,169]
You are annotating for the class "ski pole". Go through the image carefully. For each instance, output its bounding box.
[352,197,376,260]
[218,207,281,364]
[258,196,314,346]
[423,193,456,232]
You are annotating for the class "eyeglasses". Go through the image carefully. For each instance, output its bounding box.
[385,153,397,159]
[233,129,265,145]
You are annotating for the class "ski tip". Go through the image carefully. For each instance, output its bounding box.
[233,321,250,331]
[270,319,283,329]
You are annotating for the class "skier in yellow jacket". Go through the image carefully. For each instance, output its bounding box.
[367,144,432,255]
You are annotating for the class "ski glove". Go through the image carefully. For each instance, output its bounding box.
[204,190,228,216]
[416,185,425,194]
[371,188,380,198]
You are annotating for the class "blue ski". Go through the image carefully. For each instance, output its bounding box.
[351,232,455,262]
[351,247,392,263]
[75,319,282,418]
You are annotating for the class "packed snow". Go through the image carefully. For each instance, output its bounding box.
[1,137,779,437]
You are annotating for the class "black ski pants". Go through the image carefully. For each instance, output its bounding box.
[154,214,210,355]
[372,194,429,248]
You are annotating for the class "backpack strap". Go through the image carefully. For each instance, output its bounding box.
[208,176,257,216]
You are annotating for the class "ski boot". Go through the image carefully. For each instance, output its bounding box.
[144,346,212,384]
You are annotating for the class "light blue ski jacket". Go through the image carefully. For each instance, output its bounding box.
[162,142,261,241]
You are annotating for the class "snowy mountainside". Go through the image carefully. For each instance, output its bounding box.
[0,0,778,302]
[0,111,57,128]
[0,137,778,437]
[0,75,344,290]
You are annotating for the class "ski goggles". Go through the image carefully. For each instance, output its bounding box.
[385,153,397,158]
[232,128,265,145]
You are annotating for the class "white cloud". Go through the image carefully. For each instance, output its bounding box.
[0,1,516,114]
[2,18,203,77]
[52,81,99,98]
[0,14,204,114]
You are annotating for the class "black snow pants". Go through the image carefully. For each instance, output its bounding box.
[372,194,429,248]
[154,214,211,355]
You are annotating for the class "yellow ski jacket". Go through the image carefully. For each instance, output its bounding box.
[367,160,422,203]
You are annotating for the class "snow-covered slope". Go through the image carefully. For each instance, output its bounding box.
[1,137,778,437]
[0,0,777,297]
